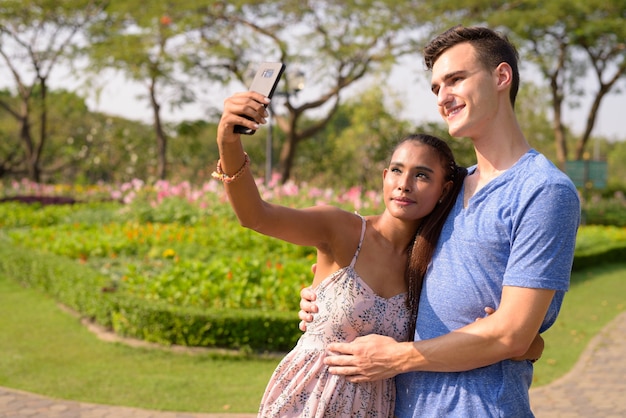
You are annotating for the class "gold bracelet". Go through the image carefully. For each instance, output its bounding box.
[211,152,250,184]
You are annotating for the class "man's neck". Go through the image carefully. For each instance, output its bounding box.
[463,115,530,206]
[472,111,530,176]
[474,139,529,178]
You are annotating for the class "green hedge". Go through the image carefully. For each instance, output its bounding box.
[0,237,300,353]
[110,296,298,351]
[571,243,626,271]
[1,233,624,353]
[584,198,626,227]
[0,237,113,324]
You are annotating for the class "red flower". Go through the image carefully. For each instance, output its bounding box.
[160,15,172,26]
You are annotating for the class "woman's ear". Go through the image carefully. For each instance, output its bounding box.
[440,180,453,203]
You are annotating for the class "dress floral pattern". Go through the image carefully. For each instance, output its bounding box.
[258,215,410,417]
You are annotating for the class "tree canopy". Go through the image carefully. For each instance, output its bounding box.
[0,0,624,190]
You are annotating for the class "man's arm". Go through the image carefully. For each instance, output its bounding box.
[323,286,554,382]
[300,286,544,364]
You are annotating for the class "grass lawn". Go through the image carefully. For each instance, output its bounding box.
[532,262,626,386]
[0,262,624,413]
[0,274,280,414]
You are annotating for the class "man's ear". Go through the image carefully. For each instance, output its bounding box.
[495,62,513,91]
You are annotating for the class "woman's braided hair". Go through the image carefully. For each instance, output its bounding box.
[392,134,467,340]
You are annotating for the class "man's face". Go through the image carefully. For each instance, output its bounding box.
[430,42,498,139]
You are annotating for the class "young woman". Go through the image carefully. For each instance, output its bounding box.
[214,91,465,417]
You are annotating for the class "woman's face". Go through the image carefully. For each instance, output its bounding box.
[383,141,451,222]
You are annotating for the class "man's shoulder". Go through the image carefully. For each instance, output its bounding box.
[524,149,559,171]
[519,150,577,189]
[492,151,581,214]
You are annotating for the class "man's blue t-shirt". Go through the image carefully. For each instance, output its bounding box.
[395,150,580,418]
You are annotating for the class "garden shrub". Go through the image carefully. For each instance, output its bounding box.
[1,183,625,353]
[0,235,114,323]
[584,197,626,227]
[110,296,298,351]
[571,225,626,271]
[0,234,301,352]
[3,226,624,352]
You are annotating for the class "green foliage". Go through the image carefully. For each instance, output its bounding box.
[126,256,309,310]
[515,83,557,159]
[1,1,625,186]
[6,213,314,312]
[1,186,625,353]
[575,225,626,255]
[583,198,626,227]
[571,225,626,271]
[0,0,109,181]
[0,234,114,324]
[604,140,626,194]
[182,0,434,183]
[293,85,414,190]
[168,120,223,182]
[127,195,208,225]
[111,296,299,351]
[0,233,302,352]
[0,188,321,351]
[0,200,123,228]
[0,88,156,184]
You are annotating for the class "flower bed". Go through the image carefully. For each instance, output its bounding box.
[1,179,624,351]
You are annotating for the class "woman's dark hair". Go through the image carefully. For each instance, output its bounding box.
[393,133,467,340]
[423,25,520,108]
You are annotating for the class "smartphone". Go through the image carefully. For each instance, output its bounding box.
[234,62,286,135]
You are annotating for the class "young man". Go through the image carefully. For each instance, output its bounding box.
[299,25,581,417]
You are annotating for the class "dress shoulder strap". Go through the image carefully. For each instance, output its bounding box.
[349,213,366,268]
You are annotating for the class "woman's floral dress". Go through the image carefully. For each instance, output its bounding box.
[258,215,410,417]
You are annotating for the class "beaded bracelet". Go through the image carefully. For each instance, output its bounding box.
[211,152,250,184]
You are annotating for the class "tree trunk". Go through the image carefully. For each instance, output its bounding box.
[150,79,167,180]
[278,132,296,184]
[18,102,40,182]
[574,80,613,160]
[549,68,568,169]
[35,77,48,182]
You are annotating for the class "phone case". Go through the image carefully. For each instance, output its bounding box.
[234,62,286,135]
